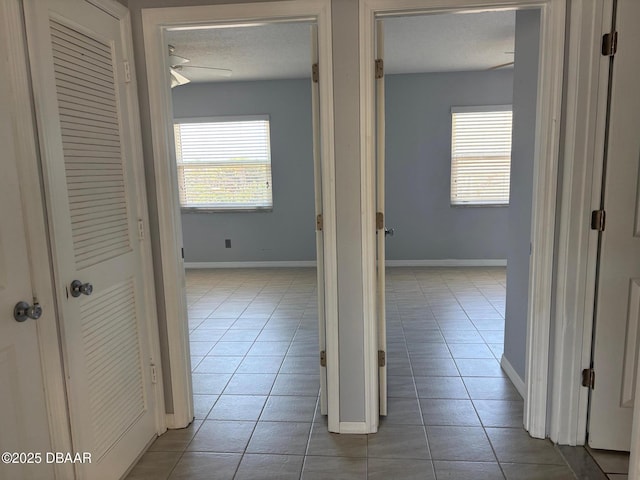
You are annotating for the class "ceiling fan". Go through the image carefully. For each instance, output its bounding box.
[168,45,232,88]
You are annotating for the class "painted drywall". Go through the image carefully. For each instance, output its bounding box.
[385,69,513,260]
[128,0,370,425]
[332,0,366,424]
[174,70,513,263]
[127,0,528,427]
[503,9,540,381]
[173,69,514,425]
[173,80,317,262]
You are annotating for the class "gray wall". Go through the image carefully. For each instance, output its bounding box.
[174,70,514,263]
[127,0,535,425]
[385,70,513,260]
[503,9,541,381]
[128,0,280,415]
[332,0,366,423]
[173,80,316,262]
[128,0,371,424]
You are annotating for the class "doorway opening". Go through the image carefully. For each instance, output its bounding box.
[374,5,543,449]
[165,21,328,428]
[361,0,565,440]
[142,1,339,428]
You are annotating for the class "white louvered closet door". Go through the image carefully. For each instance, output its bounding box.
[24,1,157,478]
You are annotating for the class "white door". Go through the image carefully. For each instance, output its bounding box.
[310,24,329,415]
[376,19,388,417]
[24,0,158,477]
[588,0,640,451]
[0,35,54,480]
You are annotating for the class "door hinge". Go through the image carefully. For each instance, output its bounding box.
[375,59,384,79]
[137,218,145,240]
[312,63,319,83]
[376,212,384,230]
[378,350,386,367]
[123,60,131,82]
[582,368,595,389]
[316,213,323,231]
[602,31,618,56]
[320,350,326,367]
[591,209,606,232]
[151,364,158,384]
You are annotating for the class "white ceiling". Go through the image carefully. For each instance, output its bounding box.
[165,10,516,84]
[384,11,516,74]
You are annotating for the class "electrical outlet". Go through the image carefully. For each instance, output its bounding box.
[225,239,231,248]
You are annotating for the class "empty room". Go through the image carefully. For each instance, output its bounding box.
[4,0,640,479]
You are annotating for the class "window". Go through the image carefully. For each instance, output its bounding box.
[450,106,513,206]
[173,116,273,210]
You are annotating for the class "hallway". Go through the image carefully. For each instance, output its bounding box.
[126,267,586,479]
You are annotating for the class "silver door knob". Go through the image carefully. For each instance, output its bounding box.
[14,301,43,322]
[384,227,395,237]
[70,280,93,297]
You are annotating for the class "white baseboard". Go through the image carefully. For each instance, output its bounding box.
[386,259,507,267]
[501,355,526,400]
[339,422,370,434]
[185,259,507,269]
[184,261,316,269]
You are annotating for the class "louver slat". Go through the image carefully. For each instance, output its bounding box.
[80,279,144,461]
[174,118,273,209]
[51,19,131,270]
[451,108,512,205]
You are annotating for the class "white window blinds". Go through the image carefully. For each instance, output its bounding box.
[174,116,273,210]
[450,106,512,206]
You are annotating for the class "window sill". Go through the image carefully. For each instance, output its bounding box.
[181,207,273,213]
[450,203,509,208]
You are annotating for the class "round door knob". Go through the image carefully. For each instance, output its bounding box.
[14,301,43,322]
[71,280,93,297]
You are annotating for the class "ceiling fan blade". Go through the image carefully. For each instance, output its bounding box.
[486,61,515,71]
[169,54,190,66]
[178,65,233,77]
[170,68,191,88]
[167,44,190,66]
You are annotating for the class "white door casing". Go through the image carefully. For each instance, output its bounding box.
[310,23,329,416]
[141,0,339,432]
[375,19,387,418]
[3,0,76,476]
[0,36,54,480]
[360,0,566,437]
[24,0,160,477]
[548,0,613,446]
[588,0,640,452]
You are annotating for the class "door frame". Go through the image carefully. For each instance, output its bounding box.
[549,0,612,446]
[2,1,73,477]
[359,0,566,437]
[141,0,340,431]
[21,0,166,444]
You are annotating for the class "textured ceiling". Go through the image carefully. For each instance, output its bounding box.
[166,22,313,83]
[165,10,516,84]
[384,11,516,74]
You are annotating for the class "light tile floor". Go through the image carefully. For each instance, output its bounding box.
[586,447,630,480]
[127,267,599,479]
